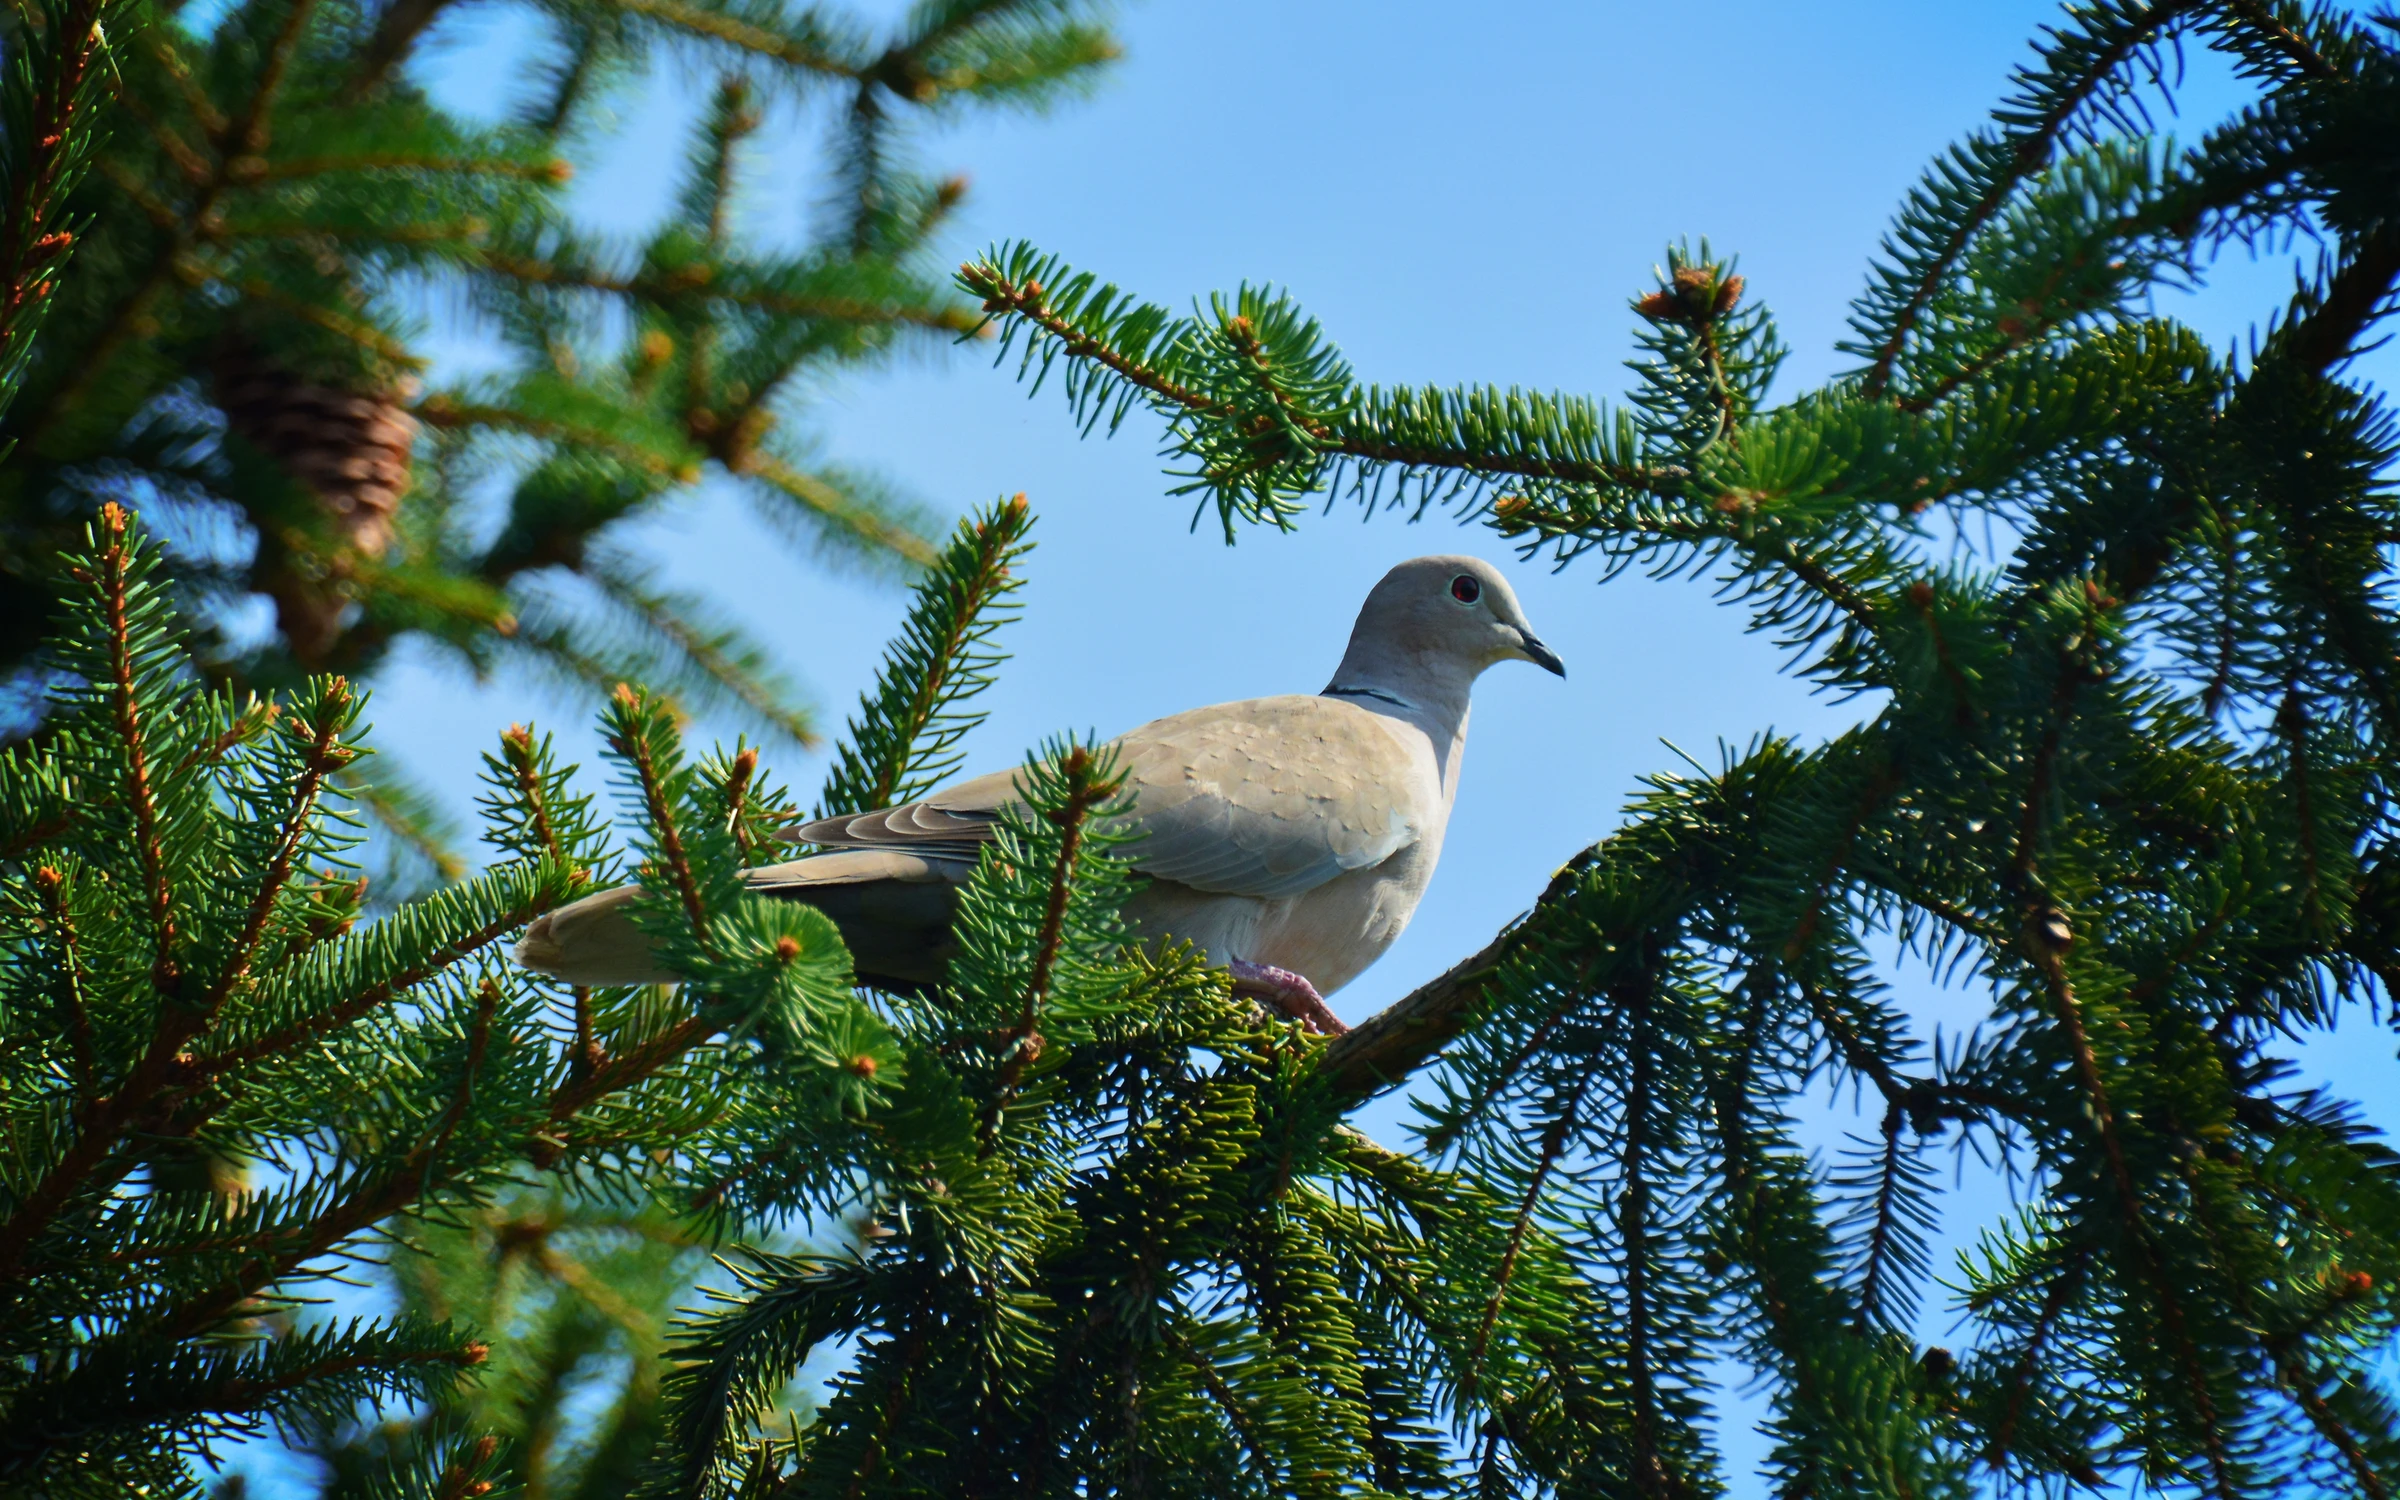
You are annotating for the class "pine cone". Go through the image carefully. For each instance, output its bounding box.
[215,359,418,557]
[213,354,421,663]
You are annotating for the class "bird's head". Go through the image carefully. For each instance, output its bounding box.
[1337,555,1566,693]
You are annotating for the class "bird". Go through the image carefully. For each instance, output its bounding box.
[514,554,1565,1032]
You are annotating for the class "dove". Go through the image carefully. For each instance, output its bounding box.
[514,555,1565,1031]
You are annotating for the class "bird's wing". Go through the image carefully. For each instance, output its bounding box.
[788,696,1429,901]
[1113,695,1429,899]
[788,767,1025,861]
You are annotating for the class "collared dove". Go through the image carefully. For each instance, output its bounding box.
[514,555,1564,1030]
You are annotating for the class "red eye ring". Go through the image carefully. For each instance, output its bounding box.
[1450,574,1482,604]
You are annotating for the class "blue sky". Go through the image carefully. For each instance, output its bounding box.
[322,0,2400,1489]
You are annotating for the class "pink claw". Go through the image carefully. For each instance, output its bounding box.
[1228,960,1348,1036]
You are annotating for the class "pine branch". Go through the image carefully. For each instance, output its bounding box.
[495,724,563,861]
[691,76,757,253]
[605,0,860,78]
[0,1320,489,1481]
[0,510,206,1282]
[968,249,1903,656]
[1328,744,1898,1112]
[344,0,454,100]
[584,553,819,747]
[840,1319,929,1500]
[415,399,683,479]
[1168,1327,1276,1478]
[235,0,323,152]
[2279,690,2329,934]
[139,22,224,129]
[199,677,356,1010]
[739,453,940,568]
[816,494,1031,819]
[162,978,505,1343]
[2213,0,2344,82]
[1314,890,1561,1106]
[174,697,277,775]
[644,1249,884,1500]
[28,865,96,1102]
[1985,603,2243,1483]
[2284,223,2400,379]
[476,252,984,332]
[716,744,760,860]
[338,761,470,891]
[962,255,1668,495]
[1706,973,1830,1437]
[985,742,1118,1132]
[113,52,215,181]
[192,876,555,1077]
[433,1434,507,1500]
[2021,883,2237,1490]
[1464,1071,1590,1397]
[529,1013,717,1165]
[1616,972,1671,1500]
[0,808,73,860]
[94,504,181,999]
[1854,0,2201,397]
[2178,1151,2393,1500]
[1986,1244,2092,1468]
[606,683,713,939]
[2269,1340,2393,1500]
[1851,1105,1909,1332]
[17,0,322,434]
[0,0,117,414]
[1801,975,2030,1139]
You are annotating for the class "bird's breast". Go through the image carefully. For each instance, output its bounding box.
[1242,838,1439,997]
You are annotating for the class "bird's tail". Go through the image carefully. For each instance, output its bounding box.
[514,850,975,990]
[514,885,677,986]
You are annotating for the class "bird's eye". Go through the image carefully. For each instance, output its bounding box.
[1450,575,1482,605]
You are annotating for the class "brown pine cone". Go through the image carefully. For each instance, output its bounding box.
[213,353,421,663]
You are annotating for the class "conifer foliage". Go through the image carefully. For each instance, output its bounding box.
[951,2,2400,1493]
[0,499,869,1494]
[19,2,2400,1495]
[0,0,121,422]
[0,0,1116,741]
[295,1189,759,1499]
[12,498,1631,1497]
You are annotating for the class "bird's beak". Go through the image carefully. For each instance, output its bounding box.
[1515,630,1566,678]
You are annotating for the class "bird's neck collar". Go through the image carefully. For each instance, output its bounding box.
[1321,670,1475,756]
[1321,682,1419,712]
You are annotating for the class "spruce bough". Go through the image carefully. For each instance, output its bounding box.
[7,501,1642,1496]
[0,0,1117,785]
[14,0,2400,1495]
[944,2,2400,1494]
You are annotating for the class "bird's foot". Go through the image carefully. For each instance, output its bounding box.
[1229,961,1348,1036]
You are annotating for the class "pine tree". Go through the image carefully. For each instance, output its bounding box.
[918,2,2400,1492]
[291,494,1036,1499]
[9,497,1585,1496]
[292,1187,776,1500]
[0,500,880,1493]
[616,495,1642,1496]
[22,4,2400,1496]
[0,0,1116,761]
